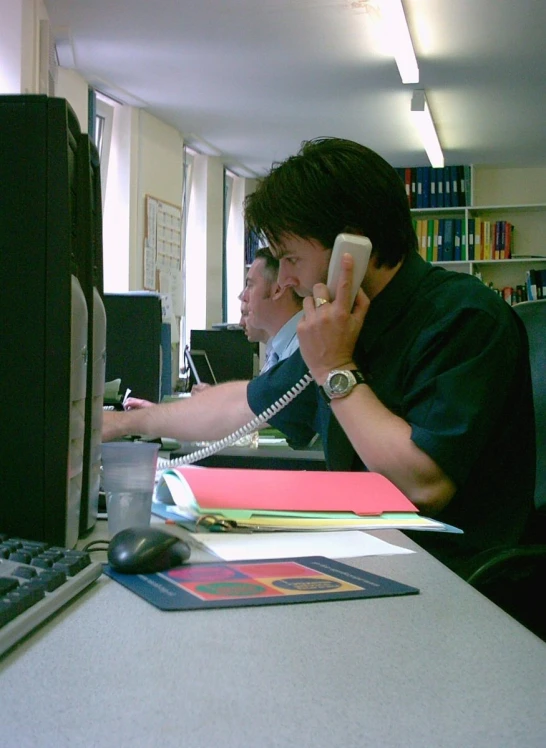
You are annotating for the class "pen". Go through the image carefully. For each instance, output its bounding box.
[122,388,132,409]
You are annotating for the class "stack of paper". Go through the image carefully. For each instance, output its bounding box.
[153,466,458,534]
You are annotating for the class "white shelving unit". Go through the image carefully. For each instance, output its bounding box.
[411,166,546,297]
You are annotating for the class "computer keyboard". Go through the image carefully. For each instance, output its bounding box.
[0,533,103,657]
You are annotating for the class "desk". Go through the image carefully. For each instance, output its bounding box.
[2,522,546,747]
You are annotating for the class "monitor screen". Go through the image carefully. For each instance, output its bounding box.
[185,347,217,385]
[190,328,256,382]
[103,292,163,403]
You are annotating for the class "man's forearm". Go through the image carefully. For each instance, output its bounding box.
[331,384,456,514]
[102,380,256,442]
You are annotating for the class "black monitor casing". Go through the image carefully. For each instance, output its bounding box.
[77,134,106,535]
[103,293,163,404]
[0,95,101,547]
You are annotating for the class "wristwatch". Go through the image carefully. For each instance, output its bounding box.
[320,369,366,401]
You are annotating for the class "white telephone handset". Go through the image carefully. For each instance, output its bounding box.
[326,233,372,304]
[158,235,373,469]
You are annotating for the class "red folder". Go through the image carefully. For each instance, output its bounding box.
[173,467,417,516]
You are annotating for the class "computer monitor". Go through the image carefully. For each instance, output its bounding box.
[104,292,163,403]
[161,322,173,398]
[0,95,94,548]
[77,133,106,535]
[184,347,217,386]
[190,328,257,383]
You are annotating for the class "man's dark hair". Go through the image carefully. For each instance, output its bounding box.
[252,247,302,306]
[244,137,417,268]
[254,247,279,286]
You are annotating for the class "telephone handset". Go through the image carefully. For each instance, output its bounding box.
[157,235,372,469]
[326,233,372,305]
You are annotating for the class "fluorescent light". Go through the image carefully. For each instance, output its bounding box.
[411,89,444,168]
[184,134,223,158]
[225,162,260,179]
[381,0,419,84]
[53,27,76,69]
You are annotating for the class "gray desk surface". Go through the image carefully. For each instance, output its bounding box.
[2,521,546,748]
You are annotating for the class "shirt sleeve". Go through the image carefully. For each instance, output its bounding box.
[406,304,522,487]
[246,349,318,447]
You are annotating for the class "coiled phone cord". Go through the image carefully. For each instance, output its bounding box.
[156,371,314,469]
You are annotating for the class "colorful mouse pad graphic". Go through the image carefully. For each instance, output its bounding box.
[103,556,419,611]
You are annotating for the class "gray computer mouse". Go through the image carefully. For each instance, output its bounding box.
[107,527,191,574]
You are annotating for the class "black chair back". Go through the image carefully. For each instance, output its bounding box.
[514,299,546,511]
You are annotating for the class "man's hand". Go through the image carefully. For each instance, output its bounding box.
[123,397,154,410]
[191,383,211,394]
[297,252,370,383]
[101,380,256,445]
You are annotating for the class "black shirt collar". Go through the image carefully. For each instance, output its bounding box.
[360,250,430,351]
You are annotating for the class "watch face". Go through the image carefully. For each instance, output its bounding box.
[329,372,349,393]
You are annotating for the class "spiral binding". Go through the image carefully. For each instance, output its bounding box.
[157,371,314,469]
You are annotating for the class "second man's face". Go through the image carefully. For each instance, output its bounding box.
[239,264,269,343]
[241,257,275,332]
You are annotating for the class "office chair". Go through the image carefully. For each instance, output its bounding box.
[464,298,546,640]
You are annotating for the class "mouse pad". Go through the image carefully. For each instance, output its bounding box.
[102,556,419,611]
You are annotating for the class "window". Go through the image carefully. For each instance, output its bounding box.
[180,147,200,361]
[224,169,247,322]
[93,93,115,209]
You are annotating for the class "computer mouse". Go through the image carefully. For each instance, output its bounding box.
[107,527,191,574]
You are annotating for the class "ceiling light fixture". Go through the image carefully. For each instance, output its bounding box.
[411,89,444,168]
[184,134,223,158]
[53,26,76,68]
[380,0,419,84]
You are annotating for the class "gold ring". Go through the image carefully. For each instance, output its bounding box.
[314,297,329,308]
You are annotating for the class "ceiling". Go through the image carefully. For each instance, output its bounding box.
[44,0,546,177]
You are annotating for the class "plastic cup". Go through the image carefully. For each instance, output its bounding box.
[100,441,160,537]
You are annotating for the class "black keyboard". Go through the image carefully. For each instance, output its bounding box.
[0,533,102,657]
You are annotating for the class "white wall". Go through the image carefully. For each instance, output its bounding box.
[0,1,24,93]
[473,167,546,206]
[0,1,251,335]
[134,110,184,290]
[0,0,47,95]
[55,68,88,132]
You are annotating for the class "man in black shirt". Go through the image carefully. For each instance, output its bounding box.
[103,137,534,575]
[247,247,534,572]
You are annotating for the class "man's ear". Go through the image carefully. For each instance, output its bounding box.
[270,282,285,301]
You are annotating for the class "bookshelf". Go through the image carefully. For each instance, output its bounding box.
[408,165,546,303]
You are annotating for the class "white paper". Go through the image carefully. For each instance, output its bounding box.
[143,241,156,290]
[159,270,171,296]
[160,293,173,323]
[147,199,157,249]
[191,530,414,561]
